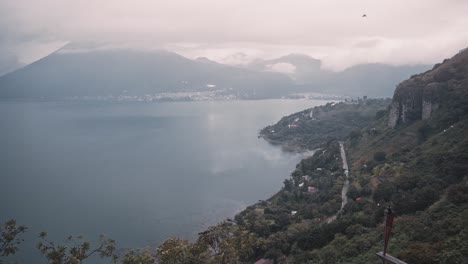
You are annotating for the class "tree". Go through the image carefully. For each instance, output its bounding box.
[375,110,387,120]
[37,233,117,264]
[447,184,468,205]
[399,242,440,264]
[197,225,240,264]
[347,185,359,200]
[417,123,432,142]
[121,249,156,264]
[156,236,214,264]
[0,219,27,260]
[156,237,192,264]
[283,179,294,192]
[373,181,396,203]
[373,151,386,162]
[349,130,362,140]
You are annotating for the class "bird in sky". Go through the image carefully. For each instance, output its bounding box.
[362,14,367,18]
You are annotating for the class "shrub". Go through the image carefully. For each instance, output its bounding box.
[373,151,387,162]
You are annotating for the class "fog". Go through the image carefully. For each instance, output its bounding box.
[1,0,468,72]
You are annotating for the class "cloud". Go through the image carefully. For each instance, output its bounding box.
[266,63,296,75]
[353,38,382,49]
[219,53,255,65]
[1,0,468,70]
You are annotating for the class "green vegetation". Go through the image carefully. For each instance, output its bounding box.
[0,219,27,261]
[260,98,391,151]
[36,233,117,264]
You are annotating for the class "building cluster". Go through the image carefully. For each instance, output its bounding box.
[65,90,238,102]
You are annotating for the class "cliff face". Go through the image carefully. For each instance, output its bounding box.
[388,48,468,128]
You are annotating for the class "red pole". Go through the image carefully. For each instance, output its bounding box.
[383,206,395,256]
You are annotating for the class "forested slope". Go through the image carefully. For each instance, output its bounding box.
[184,47,468,263]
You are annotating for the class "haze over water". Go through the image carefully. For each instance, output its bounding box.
[0,99,328,262]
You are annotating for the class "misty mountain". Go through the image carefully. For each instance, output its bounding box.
[0,49,294,99]
[248,53,322,73]
[0,48,431,99]
[0,53,25,77]
[248,54,431,97]
[195,57,219,64]
[247,54,326,84]
[326,63,432,97]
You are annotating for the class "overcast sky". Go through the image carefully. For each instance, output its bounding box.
[1,0,468,72]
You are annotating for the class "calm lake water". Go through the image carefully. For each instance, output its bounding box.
[0,99,328,263]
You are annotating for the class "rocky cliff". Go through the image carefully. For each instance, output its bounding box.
[388,48,468,128]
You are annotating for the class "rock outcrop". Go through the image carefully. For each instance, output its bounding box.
[388,48,468,128]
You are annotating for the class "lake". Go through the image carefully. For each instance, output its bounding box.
[0,99,329,263]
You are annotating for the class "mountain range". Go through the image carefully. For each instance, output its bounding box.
[247,54,431,97]
[0,48,292,99]
[0,45,431,99]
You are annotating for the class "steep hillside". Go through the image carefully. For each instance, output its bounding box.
[137,48,468,264]
[260,47,468,263]
[388,48,468,127]
[334,47,468,263]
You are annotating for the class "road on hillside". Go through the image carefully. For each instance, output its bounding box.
[326,141,349,223]
[339,141,349,211]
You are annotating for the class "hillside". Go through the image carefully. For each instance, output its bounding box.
[135,48,468,263]
[260,98,391,151]
[246,48,468,263]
